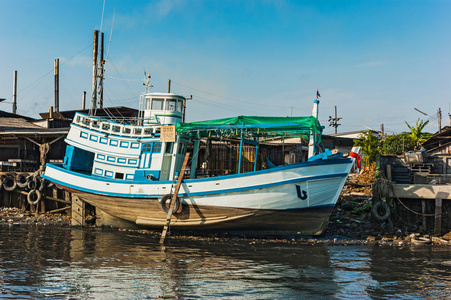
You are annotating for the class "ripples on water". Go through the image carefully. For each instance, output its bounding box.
[1,225,450,299]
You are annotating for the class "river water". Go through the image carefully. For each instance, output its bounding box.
[1,225,450,299]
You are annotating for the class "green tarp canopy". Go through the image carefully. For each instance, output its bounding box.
[176,115,322,141]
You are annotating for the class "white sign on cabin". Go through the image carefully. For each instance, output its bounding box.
[161,125,176,142]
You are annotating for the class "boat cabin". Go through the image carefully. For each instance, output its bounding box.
[62,91,188,183]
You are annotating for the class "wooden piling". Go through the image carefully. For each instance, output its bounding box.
[435,194,444,235]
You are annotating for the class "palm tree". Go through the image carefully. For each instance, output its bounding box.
[405,118,429,146]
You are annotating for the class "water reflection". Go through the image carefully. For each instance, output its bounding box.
[1,225,451,299]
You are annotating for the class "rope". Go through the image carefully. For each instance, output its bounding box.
[387,179,436,217]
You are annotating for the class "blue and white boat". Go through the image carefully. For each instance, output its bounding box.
[43,79,360,235]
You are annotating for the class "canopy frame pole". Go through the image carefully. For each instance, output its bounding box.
[253,136,259,172]
[238,124,244,174]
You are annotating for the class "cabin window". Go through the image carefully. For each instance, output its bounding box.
[130,142,140,149]
[102,123,110,131]
[165,142,173,154]
[115,172,124,179]
[118,158,126,164]
[92,120,100,128]
[134,128,142,135]
[155,128,161,134]
[122,127,131,134]
[166,99,176,111]
[142,143,153,153]
[153,142,162,153]
[112,125,120,133]
[120,141,129,148]
[144,128,153,135]
[82,117,91,125]
[151,98,164,110]
[177,100,183,112]
[145,98,152,110]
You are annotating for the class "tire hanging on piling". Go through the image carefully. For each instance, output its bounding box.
[372,201,391,221]
[3,176,17,191]
[15,173,29,188]
[160,194,181,214]
[27,189,42,205]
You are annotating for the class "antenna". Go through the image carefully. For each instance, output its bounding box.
[105,9,115,61]
[100,0,106,32]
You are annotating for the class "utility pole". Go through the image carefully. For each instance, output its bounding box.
[328,106,342,134]
[380,124,385,140]
[438,108,442,133]
[54,58,59,112]
[12,70,17,114]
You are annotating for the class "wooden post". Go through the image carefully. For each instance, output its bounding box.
[435,195,443,235]
[386,164,392,181]
[82,91,86,110]
[160,152,190,244]
[422,200,427,231]
[71,195,86,226]
[90,30,99,110]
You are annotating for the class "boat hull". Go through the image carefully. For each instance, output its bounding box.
[44,158,353,235]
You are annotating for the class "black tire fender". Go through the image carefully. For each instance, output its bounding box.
[3,176,17,191]
[16,173,29,188]
[27,189,42,205]
[372,201,391,221]
[160,194,181,214]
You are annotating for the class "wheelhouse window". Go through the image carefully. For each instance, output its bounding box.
[166,99,176,111]
[151,98,164,110]
[177,100,183,112]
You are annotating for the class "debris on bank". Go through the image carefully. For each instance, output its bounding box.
[0,207,70,226]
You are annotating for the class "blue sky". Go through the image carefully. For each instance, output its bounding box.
[0,0,450,135]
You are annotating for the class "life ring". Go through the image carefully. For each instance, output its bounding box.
[372,201,391,221]
[160,194,181,214]
[27,189,42,205]
[16,173,29,188]
[411,237,431,245]
[3,176,17,191]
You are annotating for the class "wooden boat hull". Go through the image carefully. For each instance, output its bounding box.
[44,157,353,235]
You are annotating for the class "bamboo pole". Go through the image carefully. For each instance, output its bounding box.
[160,152,190,244]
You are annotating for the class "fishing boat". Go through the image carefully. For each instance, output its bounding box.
[43,78,360,235]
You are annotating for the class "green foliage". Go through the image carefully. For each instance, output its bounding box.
[381,132,415,155]
[353,131,381,166]
[405,118,430,146]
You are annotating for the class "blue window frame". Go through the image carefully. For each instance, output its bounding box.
[107,156,115,162]
[117,158,126,164]
[120,141,129,148]
[105,171,113,177]
[142,143,153,153]
[94,168,103,175]
[126,174,134,180]
[80,132,88,139]
[153,142,162,153]
[90,135,99,142]
[128,159,138,165]
[131,142,140,149]
[109,140,118,147]
[97,154,105,160]
[100,137,108,144]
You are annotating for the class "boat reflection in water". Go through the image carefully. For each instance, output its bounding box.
[1,225,451,299]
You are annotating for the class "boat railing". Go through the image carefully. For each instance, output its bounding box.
[73,113,161,138]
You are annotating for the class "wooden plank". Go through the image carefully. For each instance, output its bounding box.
[160,152,190,244]
[389,184,451,199]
